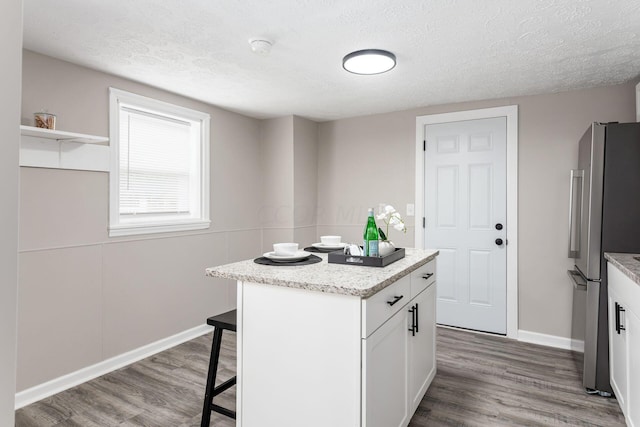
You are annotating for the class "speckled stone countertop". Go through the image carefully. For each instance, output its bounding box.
[605,253,640,286]
[206,248,439,298]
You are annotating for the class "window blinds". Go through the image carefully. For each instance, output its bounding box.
[119,108,192,216]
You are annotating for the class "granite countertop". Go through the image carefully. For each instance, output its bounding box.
[206,248,439,298]
[605,252,640,286]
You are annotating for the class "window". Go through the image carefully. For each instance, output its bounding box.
[109,88,210,236]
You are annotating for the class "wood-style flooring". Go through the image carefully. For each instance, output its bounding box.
[415,327,624,426]
[16,327,625,426]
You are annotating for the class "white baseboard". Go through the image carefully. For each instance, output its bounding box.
[518,329,584,353]
[15,323,213,409]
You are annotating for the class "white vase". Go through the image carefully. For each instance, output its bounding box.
[379,240,395,257]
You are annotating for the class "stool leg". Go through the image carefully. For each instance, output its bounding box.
[201,327,223,427]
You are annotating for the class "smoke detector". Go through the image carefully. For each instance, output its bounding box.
[249,38,273,56]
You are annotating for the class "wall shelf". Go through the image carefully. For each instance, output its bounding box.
[20,125,109,144]
[20,125,110,172]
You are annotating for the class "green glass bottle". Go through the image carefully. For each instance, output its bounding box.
[363,208,380,257]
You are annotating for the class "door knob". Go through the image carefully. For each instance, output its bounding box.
[495,223,503,230]
[495,238,504,246]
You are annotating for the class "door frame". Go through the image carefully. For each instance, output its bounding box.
[414,105,518,339]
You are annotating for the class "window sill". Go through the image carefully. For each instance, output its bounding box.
[109,219,211,237]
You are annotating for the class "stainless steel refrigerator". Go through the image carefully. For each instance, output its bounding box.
[567,122,640,396]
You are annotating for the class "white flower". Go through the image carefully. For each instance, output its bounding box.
[377,203,407,239]
[393,222,407,232]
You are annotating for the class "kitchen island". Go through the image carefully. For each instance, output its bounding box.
[206,248,438,427]
[605,252,640,427]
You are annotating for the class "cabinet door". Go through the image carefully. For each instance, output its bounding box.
[362,307,409,427]
[408,284,437,414]
[608,288,627,411]
[627,308,640,427]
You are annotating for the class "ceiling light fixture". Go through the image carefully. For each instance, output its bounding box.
[342,49,396,75]
[249,38,273,56]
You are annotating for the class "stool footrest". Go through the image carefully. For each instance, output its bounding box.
[212,376,237,397]
[211,404,236,419]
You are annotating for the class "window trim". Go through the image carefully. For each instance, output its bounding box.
[108,88,210,237]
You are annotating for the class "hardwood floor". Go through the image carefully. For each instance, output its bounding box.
[16,333,236,427]
[16,327,625,426]
[412,327,625,426]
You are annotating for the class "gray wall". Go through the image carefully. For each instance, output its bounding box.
[317,83,637,340]
[293,116,319,245]
[259,115,319,252]
[18,51,264,391]
[1,0,22,422]
[259,116,295,247]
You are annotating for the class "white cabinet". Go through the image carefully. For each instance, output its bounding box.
[628,309,640,426]
[409,283,436,413]
[609,284,628,409]
[363,306,410,427]
[362,271,437,427]
[608,262,640,427]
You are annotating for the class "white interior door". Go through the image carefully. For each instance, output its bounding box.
[424,117,507,334]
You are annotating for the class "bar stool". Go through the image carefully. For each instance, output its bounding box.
[201,309,237,427]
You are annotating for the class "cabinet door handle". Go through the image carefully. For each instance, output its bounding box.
[616,302,626,334]
[408,305,416,336]
[387,295,404,306]
[422,273,434,280]
[415,302,419,333]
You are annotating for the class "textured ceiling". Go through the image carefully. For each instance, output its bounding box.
[23,0,640,121]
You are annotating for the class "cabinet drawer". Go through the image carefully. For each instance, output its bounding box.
[362,275,411,338]
[410,260,436,299]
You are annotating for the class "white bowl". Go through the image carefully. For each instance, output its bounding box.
[320,235,342,245]
[273,242,299,256]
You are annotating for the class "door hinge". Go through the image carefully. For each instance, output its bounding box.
[422,217,426,228]
[423,140,426,151]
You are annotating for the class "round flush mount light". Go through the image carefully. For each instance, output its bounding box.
[342,49,396,75]
[249,38,273,56]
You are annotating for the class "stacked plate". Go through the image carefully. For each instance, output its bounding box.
[262,250,312,263]
[310,242,347,251]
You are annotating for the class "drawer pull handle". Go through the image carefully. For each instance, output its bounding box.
[387,295,404,306]
[616,302,626,334]
[422,273,434,280]
[408,306,416,336]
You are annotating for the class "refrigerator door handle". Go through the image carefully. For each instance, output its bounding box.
[568,169,584,258]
